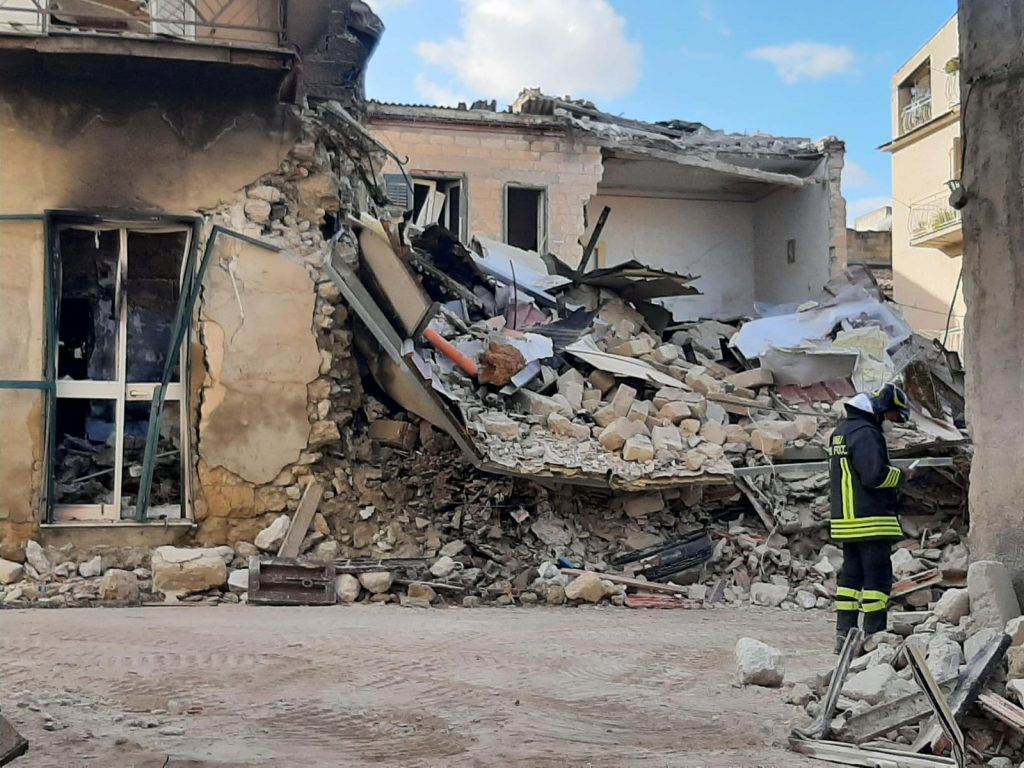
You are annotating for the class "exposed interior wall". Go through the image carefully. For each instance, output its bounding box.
[198,238,320,485]
[586,194,755,320]
[370,119,604,265]
[847,230,892,266]
[0,219,45,559]
[959,0,1024,591]
[753,169,833,308]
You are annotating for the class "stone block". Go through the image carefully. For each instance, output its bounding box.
[0,558,24,584]
[598,417,642,451]
[1007,646,1024,679]
[679,419,701,436]
[659,401,692,424]
[684,451,706,471]
[651,344,681,364]
[700,422,728,445]
[685,368,722,395]
[481,414,522,440]
[308,420,341,448]
[842,664,914,705]
[735,638,785,687]
[653,387,688,410]
[548,413,591,441]
[336,574,361,603]
[98,569,140,602]
[255,514,290,552]
[795,415,819,439]
[750,429,785,458]
[609,337,654,357]
[519,390,573,419]
[622,493,665,518]
[609,384,638,416]
[934,588,971,625]
[651,425,683,452]
[560,382,584,410]
[152,547,228,595]
[705,401,728,425]
[726,368,773,389]
[359,571,394,594]
[622,435,655,462]
[627,400,651,422]
[751,582,789,607]
[964,627,1002,664]
[589,370,616,393]
[724,425,750,444]
[593,405,617,428]
[1006,616,1024,646]
[968,560,1022,630]
[565,571,605,603]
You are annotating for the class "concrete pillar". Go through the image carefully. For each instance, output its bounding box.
[959,0,1024,594]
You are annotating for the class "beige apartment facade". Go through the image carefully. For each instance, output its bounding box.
[885,15,965,352]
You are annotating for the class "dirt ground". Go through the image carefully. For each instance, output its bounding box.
[1,605,837,767]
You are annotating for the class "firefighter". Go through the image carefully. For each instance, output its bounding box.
[829,384,912,653]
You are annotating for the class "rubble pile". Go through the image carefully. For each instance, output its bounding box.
[784,560,1024,767]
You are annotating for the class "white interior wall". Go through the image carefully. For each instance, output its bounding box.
[587,194,755,321]
[752,167,832,309]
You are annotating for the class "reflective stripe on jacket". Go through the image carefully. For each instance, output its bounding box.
[829,407,904,540]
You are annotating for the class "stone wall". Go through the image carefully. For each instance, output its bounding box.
[369,118,604,265]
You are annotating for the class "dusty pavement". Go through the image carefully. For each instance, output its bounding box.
[1,605,836,767]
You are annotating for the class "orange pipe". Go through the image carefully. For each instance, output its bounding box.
[423,327,479,377]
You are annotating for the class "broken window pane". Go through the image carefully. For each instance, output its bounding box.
[54,398,117,505]
[126,231,187,383]
[57,228,119,382]
[120,400,182,520]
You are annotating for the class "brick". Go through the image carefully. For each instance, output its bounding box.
[622,435,655,462]
[589,370,616,393]
[700,422,728,445]
[659,401,692,424]
[609,384,638,417]
[651,425,684,452]
[750,429,785,458]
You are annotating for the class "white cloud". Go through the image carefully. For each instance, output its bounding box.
[846,196,892,227]
[413,0,643,104]
[367,0,416,14]
[414,74,466,107]
[680,46,715,61]
[844,160,879,190]
[748,42,854,85]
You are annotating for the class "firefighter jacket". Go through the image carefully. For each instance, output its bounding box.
[829,407,904,540]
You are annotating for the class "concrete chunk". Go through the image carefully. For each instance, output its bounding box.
[751,582,789,607]
[1006,616,1024,646]
[735,637,785,687]
[964,627,1002,664]
[968,560,1022,630]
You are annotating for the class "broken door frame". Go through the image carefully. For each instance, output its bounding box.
[43,210,204,524]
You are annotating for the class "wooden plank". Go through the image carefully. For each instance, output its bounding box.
[276,481,324,559]
[978,691,1024,731]
[561,568,685,595]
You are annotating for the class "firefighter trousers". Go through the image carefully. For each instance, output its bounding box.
[835,538,894,637]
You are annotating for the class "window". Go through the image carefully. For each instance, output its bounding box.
[52,222,192,522]
[504,186,546,253]
[898,60,932,135]
[383,173,465,240]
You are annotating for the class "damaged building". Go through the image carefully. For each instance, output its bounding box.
[0,2,969,620]
[0,0,386,555]
[368,89,848,321]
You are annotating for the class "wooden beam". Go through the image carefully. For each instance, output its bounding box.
[276,481,324,559]
[561,568,685,595]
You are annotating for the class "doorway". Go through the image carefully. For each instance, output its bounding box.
[52,223,191,522]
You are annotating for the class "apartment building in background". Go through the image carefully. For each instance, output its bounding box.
[883,14,964,352]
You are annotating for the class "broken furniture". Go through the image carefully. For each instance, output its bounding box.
[247,557,337,606]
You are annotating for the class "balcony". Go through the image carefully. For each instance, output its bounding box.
[0,1,286,51]
[900,93,933,135]
[909,190,963,254]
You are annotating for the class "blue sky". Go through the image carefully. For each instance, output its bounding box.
[365,0,957,225]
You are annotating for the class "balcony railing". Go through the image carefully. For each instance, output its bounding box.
[908,189,963,252]
[900,93,933,135]
[0,0,285,49]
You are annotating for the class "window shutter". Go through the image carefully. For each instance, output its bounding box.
[383,173,412,210]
